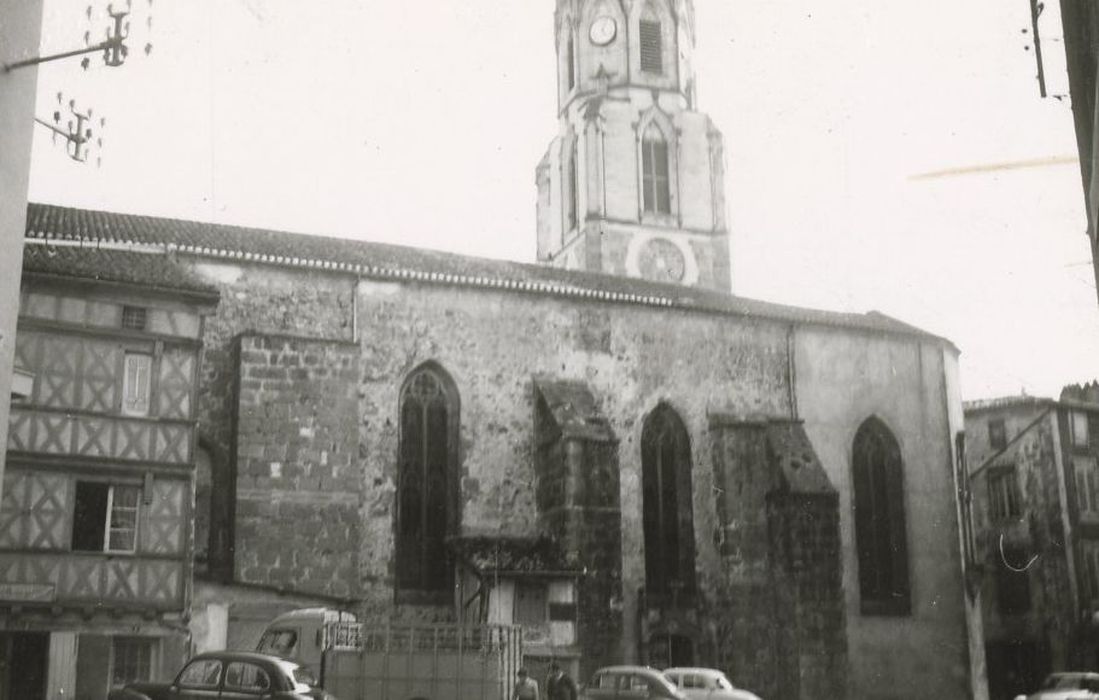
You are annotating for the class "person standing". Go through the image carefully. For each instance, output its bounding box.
[514,668,540,700]
[546,661,577,700]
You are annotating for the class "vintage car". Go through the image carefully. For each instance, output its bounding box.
[662,667,761,700]
[107,650,337,700]
[1015,672,1099,700]
[580,665,686,700]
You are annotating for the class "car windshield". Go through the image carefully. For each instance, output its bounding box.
[257,629,298,657]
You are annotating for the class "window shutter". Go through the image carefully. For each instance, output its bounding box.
[639,20,663,73]
[122,353,152,416]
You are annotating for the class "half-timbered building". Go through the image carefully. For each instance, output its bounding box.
[0,244,217,700]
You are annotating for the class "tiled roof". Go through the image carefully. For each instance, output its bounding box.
[962,395,1052,413]
[21,241,219,298]
[25,202,952,345]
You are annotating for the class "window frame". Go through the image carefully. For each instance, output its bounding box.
[395,364,460,601]
[852,417,911,616]
[71,480,141,554]
[988,418,1007,452]
[987,466,1021,523]
[121,351,153,417]
[638,18,663,74]
[640,404,696,601]
[640,124,671,217]
[110,636,158,688]
[1076,456,1099,518]
[1073,411,1090,449]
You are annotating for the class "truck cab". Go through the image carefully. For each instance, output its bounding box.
[256,607,358,673]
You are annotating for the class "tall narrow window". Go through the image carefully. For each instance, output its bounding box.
[641,124,671,215]
[397,364,459,596]
[852,417,910,615]
[988,418,1007,451]
[1075,456,1099,516]
[988,467,1020,522]
[122,352,152,416]
[567,142,579,231]
[1073,410,1090,448]
[566,34,576,91]
[639,15,663,74]
[641,404,696,601]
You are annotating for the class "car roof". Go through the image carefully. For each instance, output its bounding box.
[595,666,663,674]
[664,668,726,676]
[190,650,295,666]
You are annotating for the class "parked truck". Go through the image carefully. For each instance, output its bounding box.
[257,608,523,700]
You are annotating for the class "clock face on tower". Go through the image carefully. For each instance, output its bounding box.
[638,238,686,283]
[589,16,617,46]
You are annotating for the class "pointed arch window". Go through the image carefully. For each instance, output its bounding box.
[397,365,459,597]
[642,124,671,215]
[642,404,696,601]
[852,417,910,615]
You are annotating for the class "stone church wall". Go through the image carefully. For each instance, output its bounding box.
[231,332,361,599]
[178,254,971,698]
[795,326,971,700]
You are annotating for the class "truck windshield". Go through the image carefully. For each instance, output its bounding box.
[257,629,298,657]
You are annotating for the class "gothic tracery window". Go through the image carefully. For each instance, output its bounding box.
[852,417,910,615]
[642,123,671,215]
[397,364,458,596]
[642,404,696,600]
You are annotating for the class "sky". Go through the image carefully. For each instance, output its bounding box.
[26,0,1099,401]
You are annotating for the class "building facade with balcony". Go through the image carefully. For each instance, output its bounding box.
[965,384,1099,700]
[0,244,218,700]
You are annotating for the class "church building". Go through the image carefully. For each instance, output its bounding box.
[5,1,982,699]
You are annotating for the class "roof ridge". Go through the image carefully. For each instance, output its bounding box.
[24,201,955,347]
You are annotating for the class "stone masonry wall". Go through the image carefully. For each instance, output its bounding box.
[189,260,355,577]
[231,332,361,599]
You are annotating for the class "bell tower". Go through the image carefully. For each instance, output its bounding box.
[536,0,730,291]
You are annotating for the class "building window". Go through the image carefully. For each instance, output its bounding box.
[121,306,147,331]
[72,482,140,553]
[514,581,548,626]
[122,352,152,416]
[397,364,459,595]
[1073,411,1090,448]
[1084,544,1099,601]
[988,467,1021,522]
[566,34,576,91]
[639,17,663,73]
[852,417,910,615]
[112,637,156,687]
[996,546,1032,614]
[641,404,696,600]
[567,141,579,231]
[641,124,671,215]
[988,419,1007,451]
[1076,457,1099,516]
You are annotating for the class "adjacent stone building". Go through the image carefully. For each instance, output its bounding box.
[964,383,1099,700]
